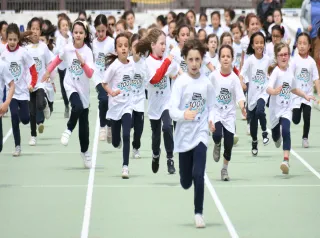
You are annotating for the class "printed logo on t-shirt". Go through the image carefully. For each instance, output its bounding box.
[96,52,105,71]
[69,59,83,79]
[217,88,232,107]
[279,82,291,106]
[9,62,21,80]
[118,74,131,97]
[33,57,42,72]
[252,69,266,88]
[180,60,187,72]
[234,53,241,69]
[154,76,167,96]
[131,73,143,94]
[297,68,309,83]
[185,92,206,121]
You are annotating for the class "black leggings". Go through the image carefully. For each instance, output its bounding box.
[292,103,311,139]
[212,121,234,161]
[58,69,69,108]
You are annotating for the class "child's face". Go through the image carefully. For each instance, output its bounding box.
[151,34,166,58]
[211,14,220,29]
[7,32,19,50]
[200,16,207,27]
[208,37,218,53]
[131,39,139,55]
[248,17,259,35]
[297,35,310,56]
[108,19,115,33]
[96,24,108,40]
[116,36,129,61]
[224,12,231,24]
[30,21,41,43]
[252,35,264,55]
[222,36,232,46]
[239,21,245,34]
[60,19,69,36]
[177,27,190,47]
[276,46,290,69]
[186,49,202,76]
[169,22,176,37]
[219,47,233,70]
[198,31,206,42]
[1,24,8,40]
[231,27,241,43]
[186,12,195,26]
[271,29,282,44]
[273,11,282,24]
[167,13,174,24]
[72,24,86,45]
[126,14,135,28]
[116,23,125,35]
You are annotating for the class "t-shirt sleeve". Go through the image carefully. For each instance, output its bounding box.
[103,62,115,84]
[268,68,277,88]
[234,75,246,103]
[23,49,35,68]
[311,60,319,81]
[44,46,54,66]
[169,78,185,121]
[3,64,13,85]
[207,80,216,123]
[85,48,94,69]
[240,56,250,78]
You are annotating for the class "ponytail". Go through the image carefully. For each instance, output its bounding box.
[135,28,164,56]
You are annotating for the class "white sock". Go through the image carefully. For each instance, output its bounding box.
[223,163,228,170]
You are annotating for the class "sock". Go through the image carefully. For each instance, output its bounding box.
[284,157,289,162]
[223,163,228,170]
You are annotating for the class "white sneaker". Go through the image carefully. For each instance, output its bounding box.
[38,123,44,134]
[247,123,250,135]
[106,126,112,144]
[13,146,21,157]
[81,151,92,169]
[61,129,72,146]
[280,160,289,174]
[29,136,37,146]
[132,148,141,159]
[122,165,129,179]
[99,127,107,141]
[302,138,309,148]
[194,214,205,228]
[43,102,51,119]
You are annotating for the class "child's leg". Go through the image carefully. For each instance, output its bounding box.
[192,142,207,215]
[0,117,3,152]
[10,99,20,147]
[178,149,193,190]
[150,118,161,156]
[29,92,37,138]
[58,69,69,108]
[132,111,144,150]
[222,127,234,163]
[271,122,281,143]
[212,121,223,144]
[121,113,131,166]
[161,109,174,159]
[67,93,84,132]
[249,107,258,141]
[110,118,121,148]
[302,103,311,139]
[256,98,267,132]
[96,83,108,128]
[36,110,44,125]
[281,118,291,154]
[78,108,89,153]
[292,105,302,125]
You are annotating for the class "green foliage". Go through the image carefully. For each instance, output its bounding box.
[283,0,303,8]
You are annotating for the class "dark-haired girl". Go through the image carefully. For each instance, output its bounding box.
[209,45,246,181]
[266,25,284,63]
[122,10,138,34]
[268,9,291,44]
[102,33,133,179]
[2,23,37,156]
[240,32,271,156]
[92,14,115,143]
[43,20,94,169]
[169,39,215,228]
[291,33,320,148]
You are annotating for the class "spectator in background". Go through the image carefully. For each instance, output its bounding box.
[224,8,236,28]
[107,15,116,37]
[157,15,167,35]
[257,0,281,39]
[122,10,139,34]
[301,0,320,78]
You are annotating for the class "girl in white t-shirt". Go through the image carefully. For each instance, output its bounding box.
[266,25,284,64]
[169,39,215,228]
[201,34,219,77]
[209,45,246,181]
[26,17,54,146]
[43,20,94,169]
[240,32,271,156]
[230,23,243,71]
[291,33,320,148]
[135,28,179,175]
[102,33,133,179]
[268,9,291,45]
[92,14,115,143]
[267,42,315,175]
[2,23,38,157]
[0,60,15,153]
[210,11,227,39]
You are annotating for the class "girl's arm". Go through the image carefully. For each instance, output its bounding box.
[75,50,94,78]
[291,88,315,101]
[266,86,282,95]
[240,51,245,71]
[0,80,15,115]
[150,55,174,84]
[207,83,216,132]
[42,56,63,82]
[315,80,320,97]
[29,64,38,90]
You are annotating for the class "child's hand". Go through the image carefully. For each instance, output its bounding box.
[75,50,85,65]
[110,89,121,97]
[307,25,312,32]
[241,82,247,91]
[41,71,50,82]
[52,83,56,93]
[241,106,247,118]
[28,85,34,92]
[305,95,315,102]
[0,102,9,116]
[184,106,197,120]
[209,120,216,133]
[274,86,282,95]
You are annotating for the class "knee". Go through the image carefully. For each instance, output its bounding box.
[20,115,30,125]
[180,178,192,190]
[122,131,130,142]
[292,116,300,125]
[37,100,46,111]
[162,123,172,133]
[72,103,84,114]
[282,126,290,139]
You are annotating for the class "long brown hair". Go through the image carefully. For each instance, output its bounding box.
[135,28,165,56]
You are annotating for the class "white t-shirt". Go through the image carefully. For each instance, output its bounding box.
[268,66,297,129]
[59,43,94,109]
[103,58,134,120]
[210,27,227,39]
[25,42,54,91]
[128,25,139,34]
[92,36,115,86]
[164,36,177,58]
[290,54,319,108]
[1,46,35,101]
[201,52,219,77]
[266,42,275,63]
[233,42,242,71]
[54,33,73,70]
[169,73,215,153]
[0,60,14,106]
[240,35,250,62]
[208,70,246,134]
[240,54,271,111]
[195,25,212,35]
[146,55,179,120]
[131,57,147,112]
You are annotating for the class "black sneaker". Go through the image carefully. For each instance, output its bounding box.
[262,131,270,145]
[152,151,160,173]
[252,141,258,156]
[167,158,176,174]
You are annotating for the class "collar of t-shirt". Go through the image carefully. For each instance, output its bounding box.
[220,72,231,77]
[7,44,19,52]
[150,53,162,61]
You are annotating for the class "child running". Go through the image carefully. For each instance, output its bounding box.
[267,42,315,174]
[43,20,94,169]
[290,33,320,148]
[240,32,271,156]
[209,45,246,181]
[169,38,215,228]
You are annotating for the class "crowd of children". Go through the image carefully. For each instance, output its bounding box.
[0,7,320,228]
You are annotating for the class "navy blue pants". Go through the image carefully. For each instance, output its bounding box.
[9,99,30,146]
[179,142,207,214]
[212,121,234,161]
[131,110,144,150]
[150,109,174,159]
[67,92,89,153]
[96,83,111,128]
[111,113,131,166]
[2,86,6,102]
[29,88,47,137]
[272,117,291,151]
[292,103,311,139]
[58,69,69,107]
[248,98,267,141]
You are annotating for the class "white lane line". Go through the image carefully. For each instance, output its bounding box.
[80,110,99,238]
[205,174,239,238]
[2,128,12,144]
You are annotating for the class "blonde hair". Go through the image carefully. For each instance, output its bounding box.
[268,42,290,75]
